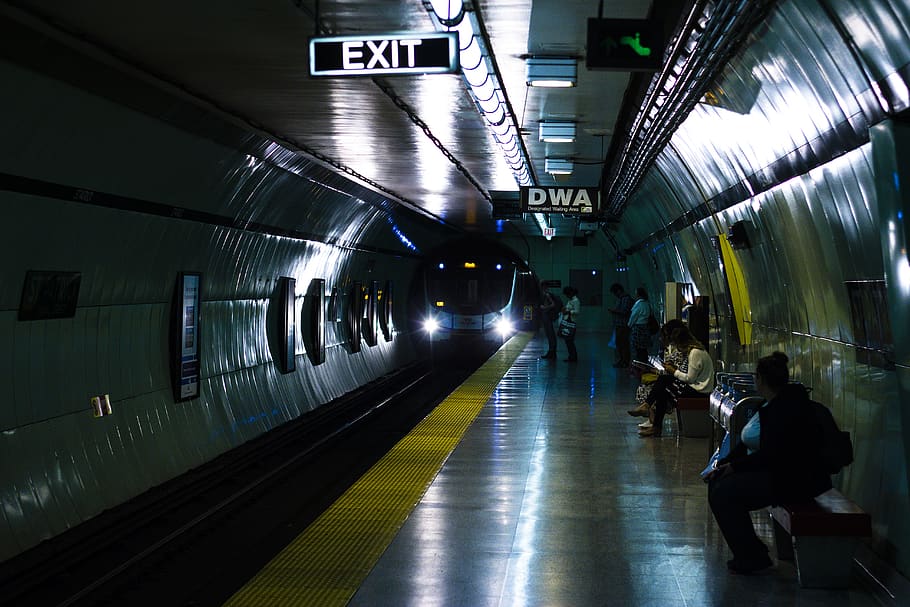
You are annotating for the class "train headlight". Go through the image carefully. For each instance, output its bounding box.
[423,317,440,334]
[495,316,514,336]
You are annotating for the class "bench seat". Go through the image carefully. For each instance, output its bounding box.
[770,489,871,588]
[673,395,711,438]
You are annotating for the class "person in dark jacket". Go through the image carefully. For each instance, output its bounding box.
[608,283,633,368]
[538,280,561,360]
[704,352,832,574]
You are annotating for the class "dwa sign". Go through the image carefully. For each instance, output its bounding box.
[519,187,599,215]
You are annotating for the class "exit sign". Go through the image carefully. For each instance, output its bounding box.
[586,18,664,71]
[310,32,459,77]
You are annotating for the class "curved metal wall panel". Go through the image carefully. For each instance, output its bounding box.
[0,56,439,561]
[830,0,910,110]
[617,0,910,575]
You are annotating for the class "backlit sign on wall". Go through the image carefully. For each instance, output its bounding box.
[586,18,664,71]
[520,186,600,215]
[310,32,459,77]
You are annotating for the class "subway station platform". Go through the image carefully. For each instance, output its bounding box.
[224,331,882,607]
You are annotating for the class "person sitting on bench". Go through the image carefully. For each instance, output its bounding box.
[638,325,713,437]
[703,352,832,574]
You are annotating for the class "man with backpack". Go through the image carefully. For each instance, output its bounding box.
[703,352,835,574]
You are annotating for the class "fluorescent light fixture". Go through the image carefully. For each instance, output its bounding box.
[545,158,574,174]
[430,0,464,24]
[526,57,577,87]
[426,5,532,186]
[539,121,576,142]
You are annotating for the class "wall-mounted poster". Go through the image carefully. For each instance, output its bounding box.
[171,272,201,402]
[18,270,81,320]
[347,281,363,353]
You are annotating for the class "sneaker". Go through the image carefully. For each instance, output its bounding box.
[638,420,653,428]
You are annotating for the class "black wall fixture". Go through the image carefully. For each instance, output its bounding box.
[379,280,393,342]
[727,220,754,249]
[303,278,326,366]
[278,277,297,373]
[347,281,363,353]
[363,280,379,347]
[266,277,297,374]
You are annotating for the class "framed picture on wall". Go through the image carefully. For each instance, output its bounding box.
[171,272,202,402]
[18,270,81,321]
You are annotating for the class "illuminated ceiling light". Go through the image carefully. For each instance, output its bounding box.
[426,5,532,187]
[539,121,577,142]
[477,94,500,113]
[545,158,574,174]
[429,0,464,24]
[526,57,577,88]
[460,39,483,70]
[485,105,506,126]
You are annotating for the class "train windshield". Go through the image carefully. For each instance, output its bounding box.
[429,268,514,313]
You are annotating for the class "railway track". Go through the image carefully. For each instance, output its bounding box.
[0,346,495,607]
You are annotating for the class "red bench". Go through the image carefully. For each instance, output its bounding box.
[770,489,871,587]
[673,395,711,438]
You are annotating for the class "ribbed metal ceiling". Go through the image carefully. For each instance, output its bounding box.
[3,0,702,238]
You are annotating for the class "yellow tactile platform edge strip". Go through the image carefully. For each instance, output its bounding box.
[224,332,533,607]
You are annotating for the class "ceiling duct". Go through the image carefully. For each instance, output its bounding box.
[601,0,778,217]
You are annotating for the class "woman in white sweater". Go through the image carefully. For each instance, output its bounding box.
[639,325,714,437]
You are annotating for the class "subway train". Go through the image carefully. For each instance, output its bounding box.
[409,237,539,342]
[7,1,910,604]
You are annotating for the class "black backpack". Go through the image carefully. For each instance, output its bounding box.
[810,399,854,474]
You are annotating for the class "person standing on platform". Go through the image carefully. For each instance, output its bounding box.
[628,287,653,363]
[538,281,561,360]
[608,283,633,368]
[560,286,580,363]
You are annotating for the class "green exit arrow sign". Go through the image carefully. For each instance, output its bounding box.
[586,18,664,71]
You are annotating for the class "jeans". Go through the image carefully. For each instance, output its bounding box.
[708,468,774,560]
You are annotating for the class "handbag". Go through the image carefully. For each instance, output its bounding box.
[557,317,576,338]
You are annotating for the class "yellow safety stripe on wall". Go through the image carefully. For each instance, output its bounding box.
[223,331,532,607]
[718,232,753,345]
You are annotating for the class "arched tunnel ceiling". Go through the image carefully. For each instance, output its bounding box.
[0,0,692,240]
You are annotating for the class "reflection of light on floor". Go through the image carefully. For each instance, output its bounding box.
[502,442,546,606]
